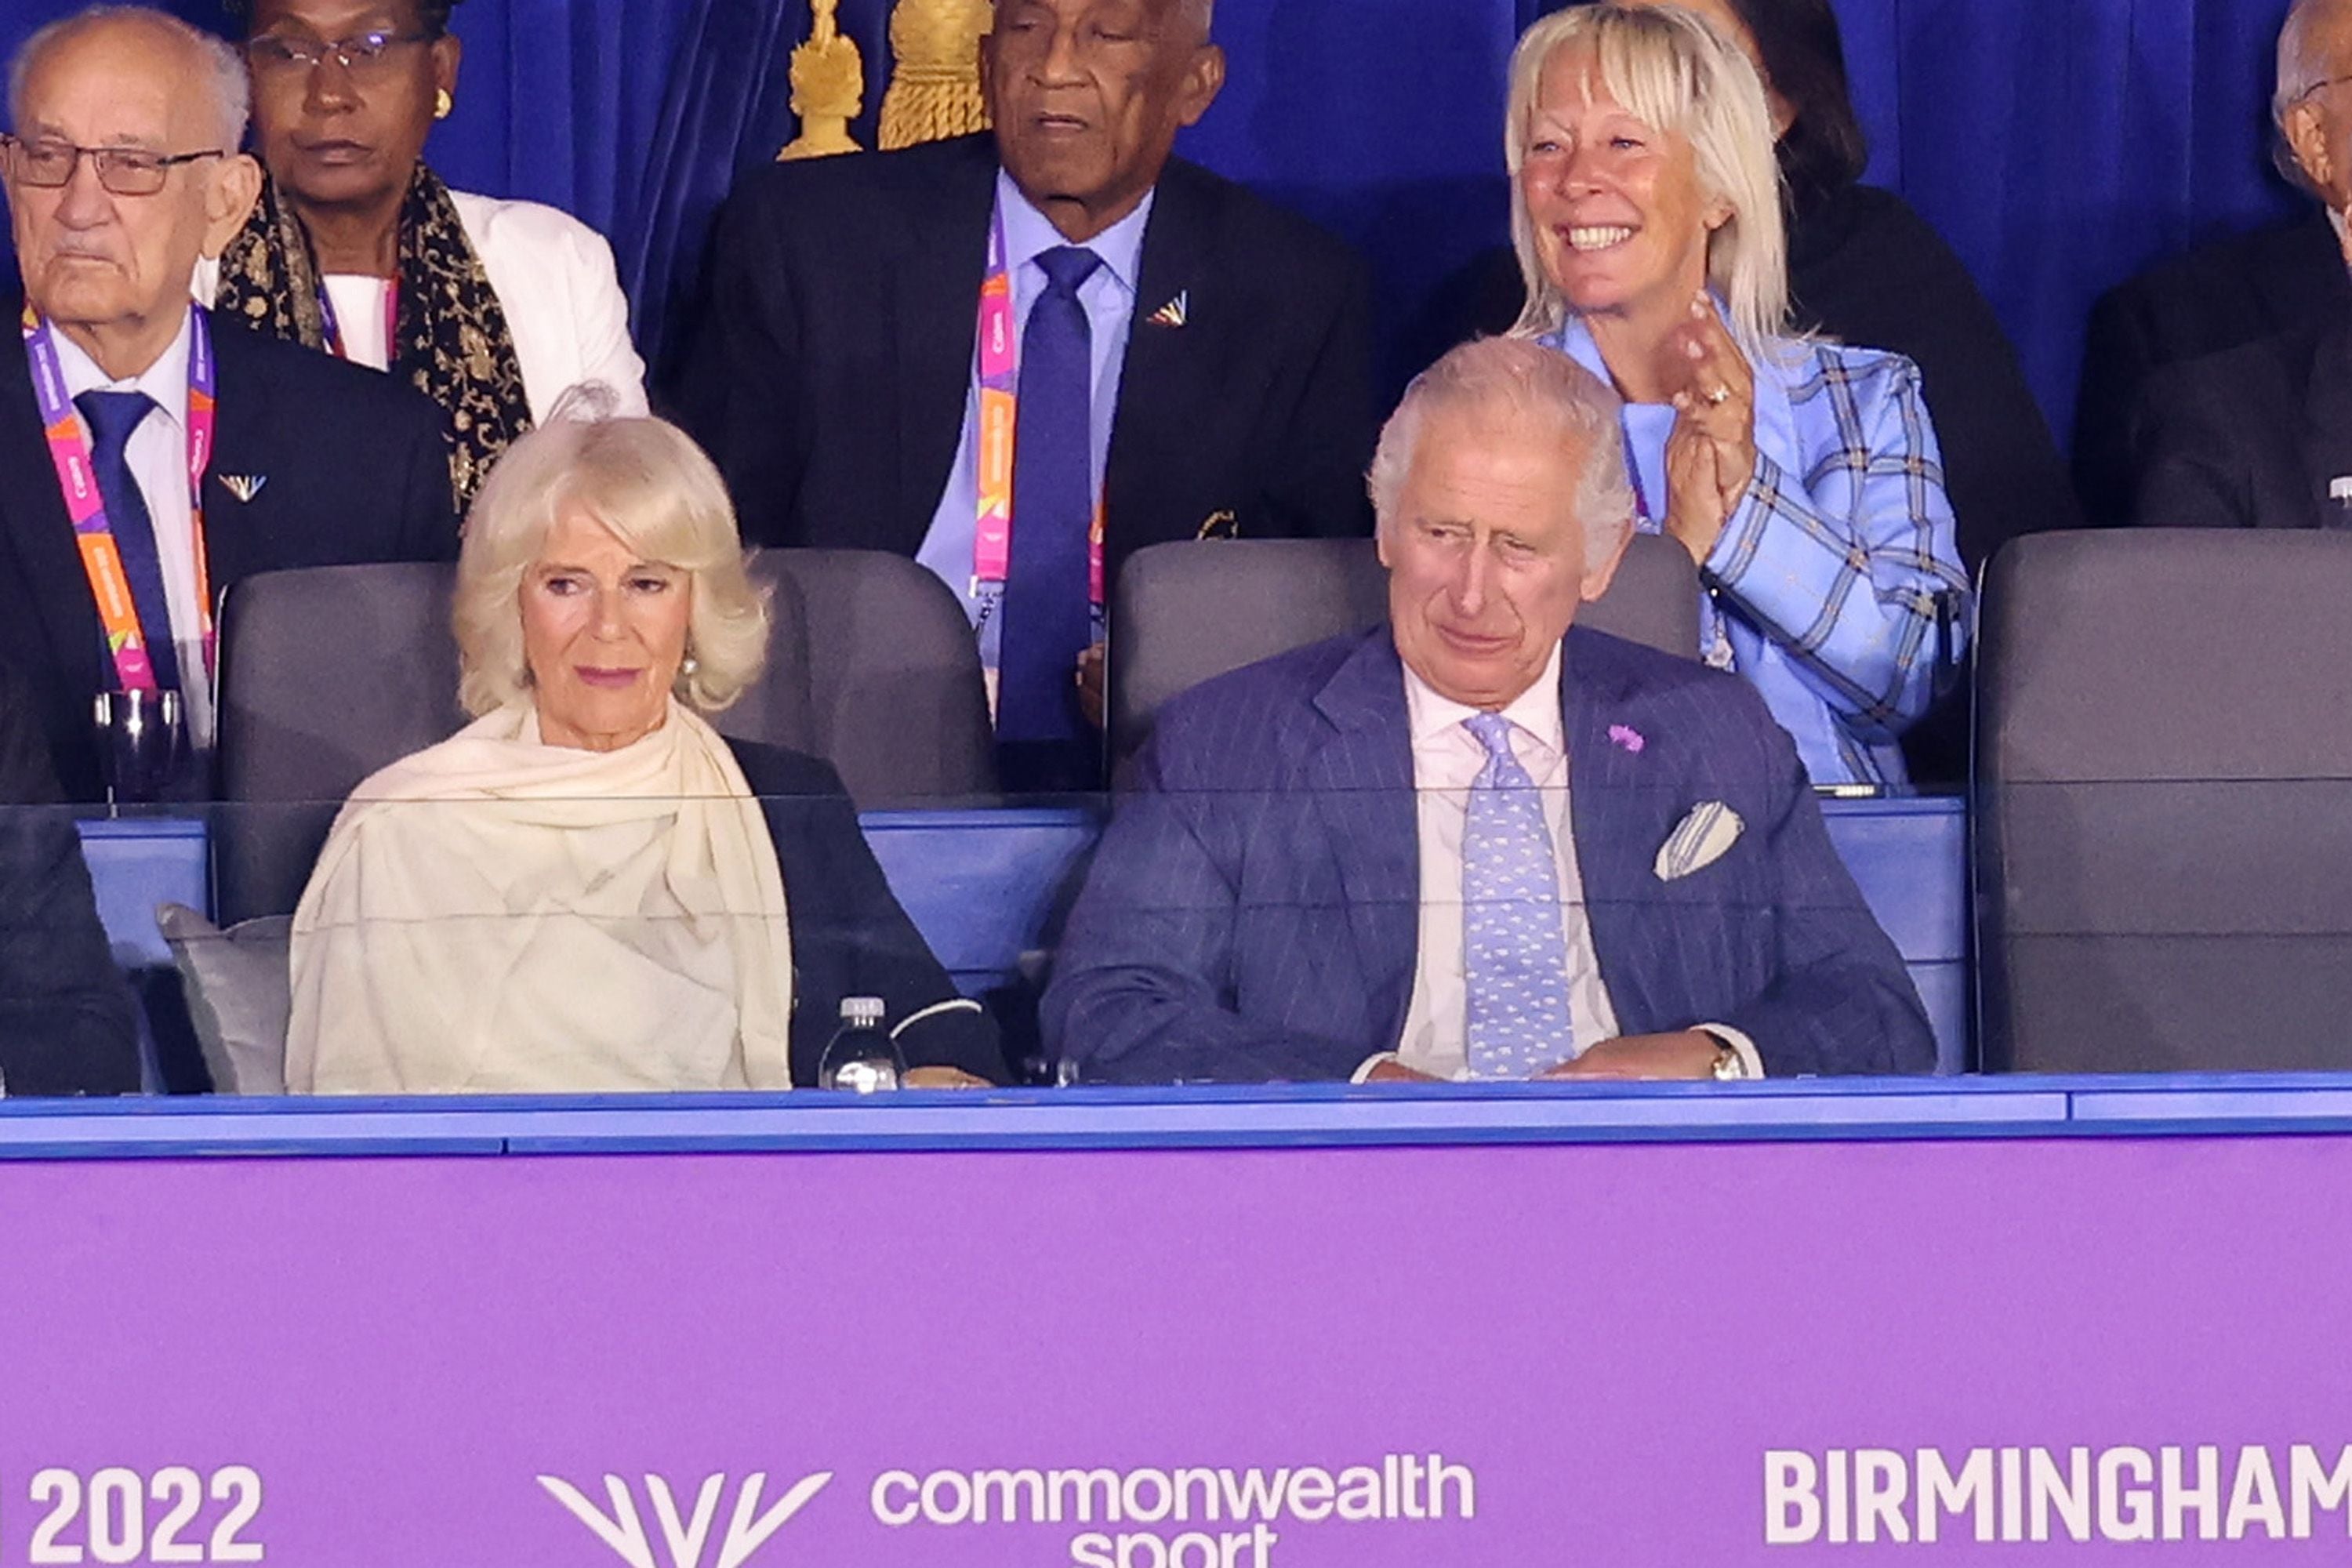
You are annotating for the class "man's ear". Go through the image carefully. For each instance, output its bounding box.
[2288,99,2338,200]
[201,152,262,256]
[1579,520,1634,603]
[1174,43,1225,128]
[977,28,1001,122]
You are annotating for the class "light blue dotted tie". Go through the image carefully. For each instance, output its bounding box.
[1462,713,1575,1078]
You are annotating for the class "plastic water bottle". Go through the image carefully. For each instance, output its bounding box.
[817,996,903,1092]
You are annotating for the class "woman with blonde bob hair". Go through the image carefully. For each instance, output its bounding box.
[1505,2,1967,787]
[286,401,999,1094]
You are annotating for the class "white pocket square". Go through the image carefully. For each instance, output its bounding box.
[1654,800,1744,881]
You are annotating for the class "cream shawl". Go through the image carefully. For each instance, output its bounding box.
[285,701,793,1094]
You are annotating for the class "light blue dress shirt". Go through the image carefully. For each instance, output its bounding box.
[916,172,1156,666]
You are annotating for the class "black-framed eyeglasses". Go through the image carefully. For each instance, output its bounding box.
[245,30,435,78]
[0,134,227,197]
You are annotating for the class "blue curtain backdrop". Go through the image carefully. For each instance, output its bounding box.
[0,0,2311,443]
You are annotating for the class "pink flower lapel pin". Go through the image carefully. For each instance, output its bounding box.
[1608,723,1647,755]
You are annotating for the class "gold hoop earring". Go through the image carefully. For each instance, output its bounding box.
[434,89,454,120]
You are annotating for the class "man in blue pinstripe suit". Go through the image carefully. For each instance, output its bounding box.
[1043,339,1932,1083]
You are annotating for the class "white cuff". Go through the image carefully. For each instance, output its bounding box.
[1352,1051,1402,1084]
[889,997,983,1041]
[1700,1023,1765,1079]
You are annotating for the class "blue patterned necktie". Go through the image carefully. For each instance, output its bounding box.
[74,389,181,691]
[1461,712,1575,1077]
[998,245,1102,748]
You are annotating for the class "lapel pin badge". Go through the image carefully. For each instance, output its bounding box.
[2332,477,2352,506]
[1607,723,1646,754]
[1149,290,1189,329]
[219,474,267,503]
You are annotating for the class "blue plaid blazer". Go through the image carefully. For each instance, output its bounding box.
[1044,627,1934,1083]
[1548,320,1972,787]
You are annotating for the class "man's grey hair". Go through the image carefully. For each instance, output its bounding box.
[2273,0,2352,196]
[8,5,250,151]
[2276,0,2352,121]
[1368,336,1636,557]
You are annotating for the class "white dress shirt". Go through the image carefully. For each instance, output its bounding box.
[318,273,394,368]
[1363,648,1765,1082]
[51,316,216,748]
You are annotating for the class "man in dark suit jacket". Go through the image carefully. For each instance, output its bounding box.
[1044,339,1931,1083]
[2,9,455,800]
[2083,0,2352,527]
[2132,311,2352,531]
[0,659,140,1095]
[2077,214,2344,528]
[674,0,1374,784]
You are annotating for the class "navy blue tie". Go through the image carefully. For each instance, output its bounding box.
[998,245,1102,750]
[74,390,181,691]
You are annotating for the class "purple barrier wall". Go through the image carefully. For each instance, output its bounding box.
[4,1131,2350,1564]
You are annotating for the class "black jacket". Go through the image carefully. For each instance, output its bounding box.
[0,299,457,800]
[671,134,1377,578]
[730,738,1004,1084]
[2077,211,2349,528]
[2131,311,2352,532]
[0,662,140,1095]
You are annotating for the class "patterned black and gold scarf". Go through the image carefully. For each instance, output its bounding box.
[214,165,532,506]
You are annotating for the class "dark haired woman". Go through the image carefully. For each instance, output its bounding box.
[199,0,648,506]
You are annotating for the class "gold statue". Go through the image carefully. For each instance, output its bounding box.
[879,0,992,151]
[779,0,865,162]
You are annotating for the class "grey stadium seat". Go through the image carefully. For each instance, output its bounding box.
[1976,529,2352,1072]
[215,550,992,921]
[1108,532,1703,763]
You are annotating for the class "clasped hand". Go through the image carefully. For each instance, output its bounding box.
[1661,292,1758,568]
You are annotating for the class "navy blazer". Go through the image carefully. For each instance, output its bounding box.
[0,297,457,800]
[731,739,1005,1086]
[0,662,139,1094]
[1044,626,1934,1082]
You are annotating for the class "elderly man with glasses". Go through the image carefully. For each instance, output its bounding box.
[0,5,453,800]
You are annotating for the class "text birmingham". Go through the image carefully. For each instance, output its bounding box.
[1766,1443,2352,1546]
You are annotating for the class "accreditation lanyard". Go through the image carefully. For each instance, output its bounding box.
[971,212,1108,638]
[21,303,218,691]
[318,277,399,365]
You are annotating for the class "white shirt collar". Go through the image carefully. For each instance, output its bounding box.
[1401,641,1567,755]
[48,307,195,432]
[995,167,1155,299]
